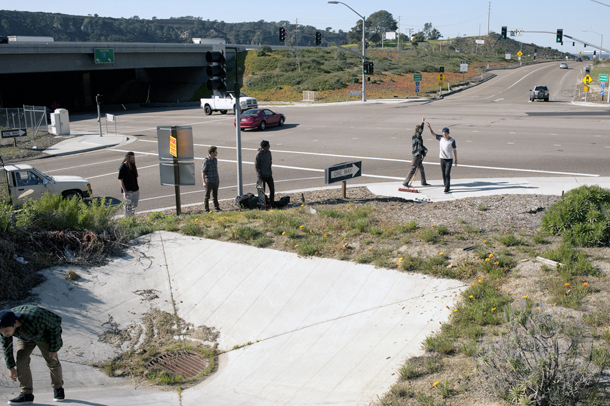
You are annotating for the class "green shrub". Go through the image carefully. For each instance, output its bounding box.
[494,233,523,246]
[480,307,604,405]
[181,222,203,236]
[541,185,610,246]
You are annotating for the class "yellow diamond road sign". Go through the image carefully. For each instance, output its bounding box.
[438,73,445,81]
[517,51,523,57]
[579,51,583,55]
[583,75,592,85]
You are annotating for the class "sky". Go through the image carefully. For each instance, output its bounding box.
[5,0,610,54]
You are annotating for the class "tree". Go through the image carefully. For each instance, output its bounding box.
[367,10,397,41]
[422,22,441,40]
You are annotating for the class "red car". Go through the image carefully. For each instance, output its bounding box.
[234,108,285,130]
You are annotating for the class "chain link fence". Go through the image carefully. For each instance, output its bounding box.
[0,106,49,138]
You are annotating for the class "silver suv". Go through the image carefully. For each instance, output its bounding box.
[530,85,549,102]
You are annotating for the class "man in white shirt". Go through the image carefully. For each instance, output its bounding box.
[427,123,458,194]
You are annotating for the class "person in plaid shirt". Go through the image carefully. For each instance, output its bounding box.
[201,145,221,212]
[0,306,65,404]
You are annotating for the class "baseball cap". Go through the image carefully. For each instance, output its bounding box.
[0,310,20,328]
[442,127,450,133]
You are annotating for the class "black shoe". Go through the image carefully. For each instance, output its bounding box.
[421,183,431,186]
[8,393,34,404]
[205,208,211,213]
[402,183,410,188]
[444,190,451,194]
[215,207,222,212]
[53,387,65,402]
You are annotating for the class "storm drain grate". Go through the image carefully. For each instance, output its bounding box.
[147,350,208,378]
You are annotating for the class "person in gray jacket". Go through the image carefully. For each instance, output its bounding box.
[403,116,430,187]
[255,140,274,206]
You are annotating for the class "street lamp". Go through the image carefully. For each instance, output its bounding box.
[583,30,604,60]
[328,1,366,102]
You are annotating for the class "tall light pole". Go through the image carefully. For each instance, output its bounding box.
[583,30,604,60]
[328,1,366,102]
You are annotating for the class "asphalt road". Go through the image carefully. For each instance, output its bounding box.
[24,61,610,213]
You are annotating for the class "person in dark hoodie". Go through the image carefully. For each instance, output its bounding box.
[403,116,430,187]
[255,140,274,207]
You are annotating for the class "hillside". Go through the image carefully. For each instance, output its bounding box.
[0,10,347,45]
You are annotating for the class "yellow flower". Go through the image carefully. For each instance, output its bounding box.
[494,261,499,265]
[301,204,304,207]
[454,309,458,312]
[270,210,274,212]
[367,247,371,251]
[469,295,474,299]
[309,229,312,233]
[300,225,304,229]
[432,381,439,387]
[399,257,403,261]
[439,252,443,255]
[583,282,589,287]
[536,307,541,311]
[195,218,198,222]
[315,252,318,255]
[431,224,435,227]
[491,308,496,311]
[323,234,327,237]
[564,283,570,287]
[216,220,220,223]
[522,295,528,299]
[477,279,482,284]
[282,231,285,235]
[281,221,283,224]
[489,253,494,258]
[485,258,490,262]
[295,244,299,248]
[209,211,212,214]
[483,239,487,243]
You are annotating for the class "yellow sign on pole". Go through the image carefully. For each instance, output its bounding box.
[437,73,445,81]
[584,86,590,92]
[169,134,177,157]
[583,75,592,85]
[517,51,523,57]
[579,51,583,55]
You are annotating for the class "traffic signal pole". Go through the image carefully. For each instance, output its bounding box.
[226,46,243,196]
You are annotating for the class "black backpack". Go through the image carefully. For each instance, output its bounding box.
[275,196,291,208]
[235,193,255,209]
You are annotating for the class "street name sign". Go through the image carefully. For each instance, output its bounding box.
[510,29,524,37]
[325,161,362,184]
[1,128,27,138]
[413,74,422,81]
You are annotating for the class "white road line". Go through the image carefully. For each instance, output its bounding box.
[493,98,504,102]
[482,65,549,99]
[108,147,599,178]
[44,158,124,173]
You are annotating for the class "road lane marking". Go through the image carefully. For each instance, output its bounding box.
[108,147,600,178]
[481,66,549,99]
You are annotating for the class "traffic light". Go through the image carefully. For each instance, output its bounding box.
[369,62,374,74]
[363,62,370,74]
[594,50,597,56]
[556,29,563,44]
[279,27,286,42]
[315,32,322,46]
[501,26,507,39]
[206,51,226,91]
[439,67,444,73]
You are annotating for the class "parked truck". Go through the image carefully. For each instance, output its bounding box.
[1,163,92,207]
[200,92,258,115]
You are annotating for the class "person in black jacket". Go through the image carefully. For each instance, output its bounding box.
[255,140,274,206]
[403,116,430,187]
[118,152,139,217]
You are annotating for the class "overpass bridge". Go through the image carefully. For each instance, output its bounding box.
[0,42,242,111]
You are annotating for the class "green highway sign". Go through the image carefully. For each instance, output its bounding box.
[94,48,115,64]
[599,74,609,83]
[413,74,422,81]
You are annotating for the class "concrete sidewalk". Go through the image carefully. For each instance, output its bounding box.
[43,132,129,156]
[0,232,463,406]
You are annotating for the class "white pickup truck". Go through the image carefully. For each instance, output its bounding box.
[1,164,92,207]
[200,92,258,115]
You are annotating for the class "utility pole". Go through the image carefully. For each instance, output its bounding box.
[397,16,400,52]
[487,2,490,35]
